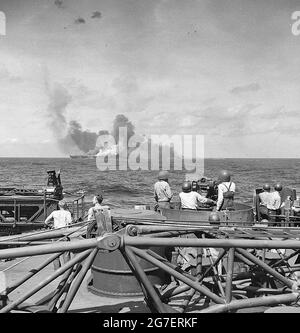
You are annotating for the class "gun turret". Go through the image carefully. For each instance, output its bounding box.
[191,177,218,201]
[46,170,63,200]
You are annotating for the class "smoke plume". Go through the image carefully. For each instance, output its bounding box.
[112,114,135,144]
[46,84,72,151]
[62,121,98,153]
[46,85,135,155]
[45,78,136,155]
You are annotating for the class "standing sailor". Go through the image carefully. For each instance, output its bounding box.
[87,194,110,237]
[177,182,216,274]
[45,200,72,229]
[44,200,73,270]
[268,183,282,225]
[216,170,236,211]
[87,194,109,221]
[154,171,173,209]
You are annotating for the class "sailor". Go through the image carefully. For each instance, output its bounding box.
[179,181,216,210]
[44,200,73,270]
[154,171,173,209]
[216,170,236,211]
[291,199,300,227]
[258,184,272,219]
[267,183,283,225]
[45,200,72,229]
[176,188,216,274]
[87,194,109,221]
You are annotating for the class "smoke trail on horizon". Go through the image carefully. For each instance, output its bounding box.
[45,80,135,155]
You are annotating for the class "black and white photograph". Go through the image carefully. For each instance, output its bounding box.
[1,0,300,320]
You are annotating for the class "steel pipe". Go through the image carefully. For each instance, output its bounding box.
[131,246,225,305]
[0,241,52,246]
[53,264,83,312]
[124,247,168,313]
[161,284,191,300]
[58,248,99,313]
[47,264,80,311]
[225,248,235,303]
[0,224,88,243]
[271,250,300,268]
[5,252,62,294]
[0,238,98,260]
[124,236,300,249]
[236,248,294,289]
[199,293,299,313]
[0,249,92,313]
[146,231,195,238]
[128,225,205,234]
[204,247,225,297]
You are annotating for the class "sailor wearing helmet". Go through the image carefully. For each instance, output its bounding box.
[216,170,236,211]
[258,184,272,220]
[154,171,173,210]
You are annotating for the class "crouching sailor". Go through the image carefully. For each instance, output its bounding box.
[216,170,235,211]
[179,181,216,210]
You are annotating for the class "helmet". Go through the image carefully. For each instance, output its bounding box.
[274,183,283,192]
[182,181,192,193]
[263,184,271,191]
[158,171,169,180]
[208,212,221,225]
[218,170,231,182]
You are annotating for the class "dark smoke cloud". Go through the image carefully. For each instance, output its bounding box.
[91,11,102,19]
[112,114,135,144]
[45,83,81,154]
[63,121,98,153]
[47,84,71,136]
[74,17,86,24]
[45,80,135,154]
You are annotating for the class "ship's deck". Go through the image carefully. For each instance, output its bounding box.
[0,254,149,313]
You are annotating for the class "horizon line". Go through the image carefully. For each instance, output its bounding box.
[1,156,300,159]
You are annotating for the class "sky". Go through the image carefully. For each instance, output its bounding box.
[0,0,300,157]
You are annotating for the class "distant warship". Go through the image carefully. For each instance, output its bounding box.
[69,155,95,159]
[70,144,118,159]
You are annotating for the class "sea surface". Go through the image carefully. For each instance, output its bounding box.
[1,158,300,209]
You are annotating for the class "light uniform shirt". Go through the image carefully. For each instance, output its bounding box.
[216,182,236,211]
[258,191,273,207]
[47,210,72,229]
[179,191,208,209]
[154,180,172,202]
[267,191,281,210]
[88,204,110,221]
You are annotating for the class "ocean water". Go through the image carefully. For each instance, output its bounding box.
[1,158,300,209]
